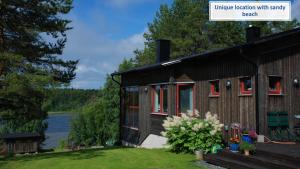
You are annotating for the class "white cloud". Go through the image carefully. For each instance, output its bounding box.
[104,0,153,8]
[62,15,145,89]
[292,0,300,20]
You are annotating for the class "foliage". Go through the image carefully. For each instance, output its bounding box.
[55,139,68,152]
[133,0,300,66]
[161,111,223,153]
[43,89,99,112]
[0,0,77,141]
[68,100,112,147]
[239,142,255,151]
[269,128,300,142]
[68,59,135,147]
[248,130,257,139]
[242,128,249,135]
[0,148,203,169]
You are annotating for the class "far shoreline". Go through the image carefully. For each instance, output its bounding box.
[47,111,80,115]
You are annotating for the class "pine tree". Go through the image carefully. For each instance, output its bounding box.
[0,0,77,139]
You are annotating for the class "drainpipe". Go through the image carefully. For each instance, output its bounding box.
[111,72,122,145]
[239,48,260,134]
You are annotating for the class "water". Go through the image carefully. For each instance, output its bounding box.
[43,113,73,149]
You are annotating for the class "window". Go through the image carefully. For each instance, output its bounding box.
[240,77,252,95]
[152,85,168,114]
[176,84,194,115]
[269,76,282,95]
[210,80,220,96]
[123,87,139,129]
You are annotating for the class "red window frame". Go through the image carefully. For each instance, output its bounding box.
[210,80,220,96]
[176,83,195,116]
[151,85,168,115]
[240,77,253,95]
[268,76,282,95]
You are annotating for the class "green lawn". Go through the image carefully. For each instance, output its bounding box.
[0,148,203,169]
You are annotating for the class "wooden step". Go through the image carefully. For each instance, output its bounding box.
[219,150,298,169]
[204,153,268,169]
[255,149,300,167]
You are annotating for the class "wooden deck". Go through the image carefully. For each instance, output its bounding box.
[204,143,300,169]
[256,142,300,159]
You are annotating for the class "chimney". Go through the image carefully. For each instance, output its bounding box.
[156,39,170,63]
[246,25,261,42]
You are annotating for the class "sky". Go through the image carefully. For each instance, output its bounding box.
[62,0,300,89]
[62,0,172,89]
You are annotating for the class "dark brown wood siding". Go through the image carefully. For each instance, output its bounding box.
[174,60,256,129]
[122,57,257,145]
[120,33,300,145]
[258,47,300,134]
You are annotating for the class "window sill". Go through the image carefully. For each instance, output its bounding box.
[209,95,220,98]
[151,113,168,116]
[122,126,139,131]
[239,94,253,97]
[268,93,284,96]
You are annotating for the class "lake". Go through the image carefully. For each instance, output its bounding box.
[43,113,73,149]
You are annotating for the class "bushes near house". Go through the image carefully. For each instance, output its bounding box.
[161,111,224,153]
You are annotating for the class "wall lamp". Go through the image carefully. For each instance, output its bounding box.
[144,87,148,93]
[293,77,299,88]
[226,80,232,89]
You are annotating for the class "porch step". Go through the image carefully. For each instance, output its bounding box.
[204,153,268,169]
[204,149,300,169]
[139,134,168,149]
[255,149,300,167]
[220,150,298,169]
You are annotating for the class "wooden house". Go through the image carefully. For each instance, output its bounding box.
[112,26,300,145]
[1,133,41,154]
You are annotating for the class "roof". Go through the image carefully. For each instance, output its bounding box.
[0,133,41,139]
[112,27,300,76]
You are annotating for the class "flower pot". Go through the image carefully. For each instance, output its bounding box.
[229,143,239,152]
[195,149,203,160]
[244,149,250,156]
[242,134,252,144]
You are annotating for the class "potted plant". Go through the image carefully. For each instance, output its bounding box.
[248,130,257,142]
[242,129,252,144]
[240,142,255,156]
[229,137,240,152]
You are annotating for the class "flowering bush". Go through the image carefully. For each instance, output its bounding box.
[161,110,224,153]
[230,137,240,144]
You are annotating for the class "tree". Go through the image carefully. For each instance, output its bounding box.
[69,59,135,146]
[0,0,77,140]
[42,88,99,113]
[134,0,300,66]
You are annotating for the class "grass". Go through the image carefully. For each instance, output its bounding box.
[0,147,203,169]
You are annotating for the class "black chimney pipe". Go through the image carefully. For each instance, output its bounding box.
[246,26,261,42]
[156,39,170,63]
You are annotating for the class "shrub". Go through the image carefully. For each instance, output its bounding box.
[57,139,67,150]
[161,111,224,153]
[240,142,255,151]
[68,97,118,147]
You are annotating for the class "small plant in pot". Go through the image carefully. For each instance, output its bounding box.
[240,142,255,156]
[248,130,257,142]
[242,129,252,144]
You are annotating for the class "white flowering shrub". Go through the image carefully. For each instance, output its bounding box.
[161,110,224,153]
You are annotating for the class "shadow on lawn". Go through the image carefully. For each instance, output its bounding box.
[0,146,132,167]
